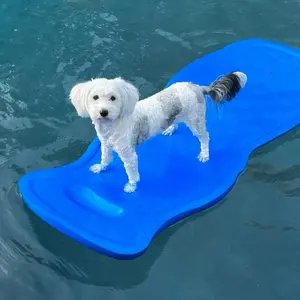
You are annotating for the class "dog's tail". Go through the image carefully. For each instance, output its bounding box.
[202,72,247,103]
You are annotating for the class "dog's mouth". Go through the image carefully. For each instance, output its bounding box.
[93,115,113,122]
[90,109,119,123]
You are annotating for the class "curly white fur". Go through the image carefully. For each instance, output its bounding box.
[70,72,247,193]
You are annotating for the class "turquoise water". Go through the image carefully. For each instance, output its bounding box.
[1,0,300,299]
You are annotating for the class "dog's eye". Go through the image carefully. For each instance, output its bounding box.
[93,95,99,100]
[110,96,116,101]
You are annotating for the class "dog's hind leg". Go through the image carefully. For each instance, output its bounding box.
[186,118,210,163]
[162,124,178,136]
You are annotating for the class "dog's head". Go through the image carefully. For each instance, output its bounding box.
[70,77,139,122]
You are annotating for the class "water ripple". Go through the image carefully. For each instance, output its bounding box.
[99,12,118,23]
[155,28,192,50]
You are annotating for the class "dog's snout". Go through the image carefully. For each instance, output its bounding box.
[100,109,109,117]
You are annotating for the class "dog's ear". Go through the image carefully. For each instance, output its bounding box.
[69,82,89,118]
[115,78,140,117]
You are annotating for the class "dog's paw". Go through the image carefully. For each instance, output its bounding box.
[90,164,107,174]
[198,152,209,163]
[124,182,137,193]
[162,125,177,136]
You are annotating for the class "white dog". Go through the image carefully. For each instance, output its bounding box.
[70,71,247,193]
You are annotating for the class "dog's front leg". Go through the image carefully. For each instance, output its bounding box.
[90,142,113,173]
[117,147,140,193]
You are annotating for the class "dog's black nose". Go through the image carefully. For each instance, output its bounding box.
[100,109,108,117]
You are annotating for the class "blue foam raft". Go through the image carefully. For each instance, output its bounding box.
[18,39,300,259]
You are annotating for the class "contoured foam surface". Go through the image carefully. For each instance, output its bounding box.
[19,39,300,258]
